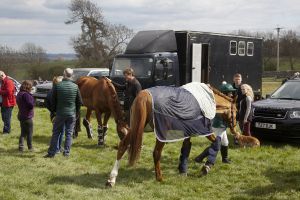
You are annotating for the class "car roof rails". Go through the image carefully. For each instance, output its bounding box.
[290,72,300,80]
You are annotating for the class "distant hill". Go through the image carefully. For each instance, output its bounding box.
[47,53,77,61]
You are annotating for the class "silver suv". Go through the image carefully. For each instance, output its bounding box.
[33,68,109,105]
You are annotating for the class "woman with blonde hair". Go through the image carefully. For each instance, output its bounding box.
[239,84,254,136]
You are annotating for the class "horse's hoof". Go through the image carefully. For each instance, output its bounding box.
[105,180,115,187]
[87,133,93,139]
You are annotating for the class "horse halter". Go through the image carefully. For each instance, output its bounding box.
[230,101,237,129]
[218,101,237,130]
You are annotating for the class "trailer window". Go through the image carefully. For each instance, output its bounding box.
[155,60,174,80]
[247,42,254,56]
[111,57,153,78]
[238,41,246,56]
[229,41,237,55]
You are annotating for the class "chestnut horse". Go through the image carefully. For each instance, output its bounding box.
[106,86,239,186]
[75,76,128,145]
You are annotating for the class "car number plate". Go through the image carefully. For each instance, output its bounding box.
[255,122,276,129]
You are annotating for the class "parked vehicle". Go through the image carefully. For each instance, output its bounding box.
[251,74,300,142]
[33,68,109,106]
[110,30,263,102]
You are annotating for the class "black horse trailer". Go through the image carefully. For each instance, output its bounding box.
[110,30,263,99]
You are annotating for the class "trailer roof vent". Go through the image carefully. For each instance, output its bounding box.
[125,30,177,54]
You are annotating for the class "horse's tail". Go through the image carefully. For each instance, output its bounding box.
[128,91,149,166]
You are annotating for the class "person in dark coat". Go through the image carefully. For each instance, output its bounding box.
[45,76,64,154]
[232,73,243,113]
[44,68,82,158]
[16,80,35,151]
[232,73,243,145]
[111,67,142,124]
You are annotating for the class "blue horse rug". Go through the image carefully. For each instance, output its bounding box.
[147,82,216,142]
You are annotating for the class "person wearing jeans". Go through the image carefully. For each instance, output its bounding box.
[0,71,16,134]
[47,116,75,156]
[194,82,236,175]
[44,68,82,158]
[16,80,35,151]
[45,76,64,154]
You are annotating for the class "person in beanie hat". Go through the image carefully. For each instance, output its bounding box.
[195,81,236,175]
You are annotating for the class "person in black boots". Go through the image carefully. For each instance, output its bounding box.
[194,82,236,174]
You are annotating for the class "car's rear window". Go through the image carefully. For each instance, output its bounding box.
[72,70,90,81]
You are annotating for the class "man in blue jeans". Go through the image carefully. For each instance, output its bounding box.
[44,68,82,158]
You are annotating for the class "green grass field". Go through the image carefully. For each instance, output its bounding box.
[0,81,299,200]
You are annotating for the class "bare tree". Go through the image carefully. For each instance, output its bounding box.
[20,43,47,65]
[66,0,133,67]
[104,24,134,67]
[280,30,299,70]
[0,45,19,71]
[261,32,277,71]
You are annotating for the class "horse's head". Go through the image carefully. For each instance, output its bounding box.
[116,120,129,140]
[102,77,130,140]
[213,87,238,134]
[223,96,239,135]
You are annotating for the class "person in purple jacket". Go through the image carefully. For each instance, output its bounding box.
[16,80,35,152]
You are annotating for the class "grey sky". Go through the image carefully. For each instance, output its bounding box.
[0,0,299,53]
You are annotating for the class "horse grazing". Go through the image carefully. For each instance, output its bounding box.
[106,84,239,187]
[75,76,128,145]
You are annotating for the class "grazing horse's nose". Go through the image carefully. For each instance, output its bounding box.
[121,127,128,135]
[117,127,128,140]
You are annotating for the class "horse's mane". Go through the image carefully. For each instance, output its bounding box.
[208,85,233,102]
[102,77,125,123]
